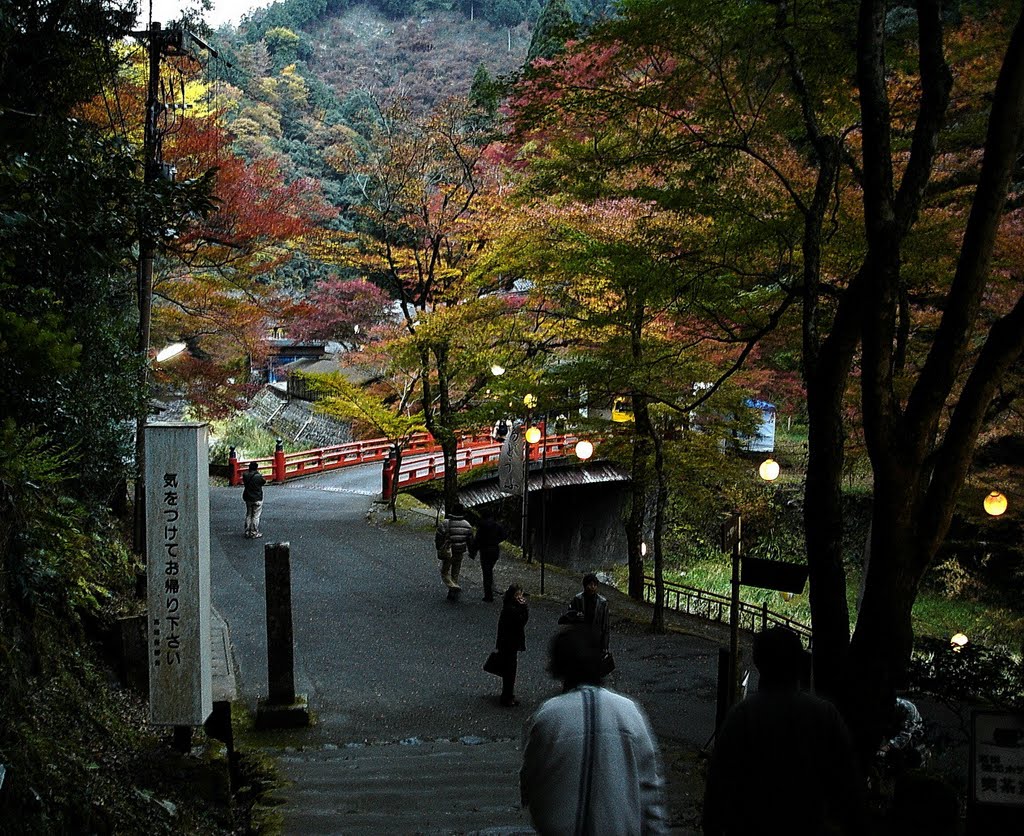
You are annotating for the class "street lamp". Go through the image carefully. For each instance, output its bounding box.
[984,490,1008,516]
[133,341,190,556]
[575,439,594,461]
[950,632,969,652]
[759,458,781,482]
[524,422,547,591]
[521,394,537,564]
[155,341,187,363]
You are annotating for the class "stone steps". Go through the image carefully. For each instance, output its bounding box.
[266,737,536,835]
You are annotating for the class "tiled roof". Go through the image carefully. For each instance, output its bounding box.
[457,461,629,507]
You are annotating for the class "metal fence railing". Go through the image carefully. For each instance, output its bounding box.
[643,576,812,647]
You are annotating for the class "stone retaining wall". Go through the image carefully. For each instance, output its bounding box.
[247,387,355,449]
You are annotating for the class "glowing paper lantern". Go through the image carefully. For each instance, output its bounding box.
[984,491,1008,516]
[759,458,781,482]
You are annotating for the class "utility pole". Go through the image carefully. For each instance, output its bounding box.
[131,22,218,556]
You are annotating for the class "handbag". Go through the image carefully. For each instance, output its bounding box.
[483,650,504,676]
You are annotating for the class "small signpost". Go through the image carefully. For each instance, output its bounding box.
[717,511,809,714]
[720,512,742,707]
[740,556,809,594]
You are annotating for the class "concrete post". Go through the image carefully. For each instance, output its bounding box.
[256,542,310,729]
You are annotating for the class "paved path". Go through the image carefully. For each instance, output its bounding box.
[210,464,726,833]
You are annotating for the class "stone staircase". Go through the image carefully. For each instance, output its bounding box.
[264,736,535,835]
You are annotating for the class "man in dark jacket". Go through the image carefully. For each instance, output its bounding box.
[702,627,866,835]
[563,573,611,653]
[436,504,474,598]
[473,511,507,602]
[241,461,266,539]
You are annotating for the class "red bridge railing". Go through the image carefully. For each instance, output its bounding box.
[230,431,587,495]
[229,430,496,486]
[391,434,584,495]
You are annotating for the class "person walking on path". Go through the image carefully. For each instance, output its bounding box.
[241,461,266,539]
[702,626,866,836]
[561,572,612,673]
[472,511,507,602]
[494,583,529,707]
[520,626,669,834]
[435,504,474,599]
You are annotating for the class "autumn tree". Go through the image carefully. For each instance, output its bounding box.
[512,0,1024,749]
[78,54,339,419]
[336,95,533,512]
[506,13,803,618]
[289,277,394,348]
[304,369,426,519]
[480,196,767,626]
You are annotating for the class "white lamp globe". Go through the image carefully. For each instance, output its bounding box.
[759,458,781,482]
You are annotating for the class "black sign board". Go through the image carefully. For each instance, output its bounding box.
[740,557,809,594]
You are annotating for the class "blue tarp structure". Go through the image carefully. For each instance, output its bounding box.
[743,399,777,453]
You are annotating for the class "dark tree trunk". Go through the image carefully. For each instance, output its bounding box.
[844,0,1024,753]
[626,434,649,600]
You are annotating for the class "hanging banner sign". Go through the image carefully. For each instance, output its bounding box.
[499,420,524,496]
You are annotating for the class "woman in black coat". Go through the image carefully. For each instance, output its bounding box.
[495,583,529,706]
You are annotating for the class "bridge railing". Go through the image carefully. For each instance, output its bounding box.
[228,431,429,485]
[644,576,812,647]
[393,433,585,492]
[229,429,511,486]
[230,429,591,494]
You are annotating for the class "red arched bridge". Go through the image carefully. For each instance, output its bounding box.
[228,430,591,498]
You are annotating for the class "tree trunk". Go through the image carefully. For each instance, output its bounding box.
[650,421,668,634]
[626,434,649,600]
[845,1,1024,754]
[803,379,854,701]
[847,492,921,757]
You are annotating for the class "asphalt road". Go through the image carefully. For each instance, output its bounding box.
[210,464,724,831]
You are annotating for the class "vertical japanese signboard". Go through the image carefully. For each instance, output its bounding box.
[499,420,524,496]
[146,422,212,726]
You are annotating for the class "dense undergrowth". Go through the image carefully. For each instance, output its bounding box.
[0,423,241,833]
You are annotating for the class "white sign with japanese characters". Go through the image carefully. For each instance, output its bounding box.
[146,422,212,726]
[971,710,1024,807]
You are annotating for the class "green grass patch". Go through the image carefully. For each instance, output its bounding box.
[208,414,307,464]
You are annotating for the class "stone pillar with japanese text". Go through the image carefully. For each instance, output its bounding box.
[146,422,213,726]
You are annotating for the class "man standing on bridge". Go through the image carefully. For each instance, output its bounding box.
[241,461,266,539]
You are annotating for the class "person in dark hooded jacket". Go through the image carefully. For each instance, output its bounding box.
[241,461,266,538]
[472,511,507,602]
[494,584,529,706]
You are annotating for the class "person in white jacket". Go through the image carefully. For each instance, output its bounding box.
[520,627,669,835]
